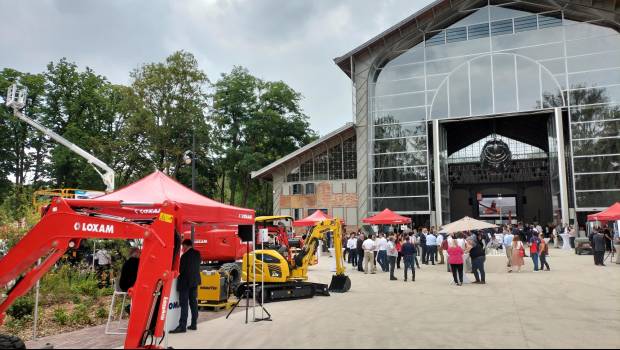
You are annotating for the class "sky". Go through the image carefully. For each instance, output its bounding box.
[0,0,434,135]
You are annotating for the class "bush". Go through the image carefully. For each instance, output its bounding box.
[70,304,91,325]
[53,308,69,325]
[7,296,34,320]
[95,307,108,319]
[70,276,99,299]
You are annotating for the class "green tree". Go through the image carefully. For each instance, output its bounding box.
[211,67,317,210]
[126,51,214,192]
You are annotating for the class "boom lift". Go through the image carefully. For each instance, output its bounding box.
[5,84,115,192]
[237,219,351,303]
[0,197,183,348]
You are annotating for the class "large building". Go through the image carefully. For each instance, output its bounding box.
[252,0,620,229]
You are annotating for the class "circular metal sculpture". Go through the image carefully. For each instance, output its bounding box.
[480,138,512,171]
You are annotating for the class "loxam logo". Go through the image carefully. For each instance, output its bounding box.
[160,296,169,321]
[239,214,253,220]
[134,208,160,215]
[73,222,115,234]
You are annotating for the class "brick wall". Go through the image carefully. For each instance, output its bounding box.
[279,181,359,231]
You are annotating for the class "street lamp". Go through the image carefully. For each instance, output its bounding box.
[184,128,196,191]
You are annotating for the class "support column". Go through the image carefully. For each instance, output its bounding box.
[432,120,442,226]
[554,107,570,226]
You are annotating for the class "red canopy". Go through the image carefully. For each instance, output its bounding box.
[66,171,255,225]
[293,210,333,227]
[363,209,412,225]
[587,202,620,222]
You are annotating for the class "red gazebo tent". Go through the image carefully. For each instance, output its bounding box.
[65,170,255,225]
[362,208,412,225]
[293,210,333,227]
[587,202,620,222]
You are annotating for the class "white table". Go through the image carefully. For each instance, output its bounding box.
[560,233,571,250]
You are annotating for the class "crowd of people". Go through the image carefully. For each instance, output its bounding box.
[341,223,602,286]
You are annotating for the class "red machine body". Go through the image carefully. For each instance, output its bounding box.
[0,198,181,348]
[183,226,249,262]
[0,171,255,349]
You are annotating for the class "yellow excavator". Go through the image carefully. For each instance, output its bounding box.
[236,219,351,303]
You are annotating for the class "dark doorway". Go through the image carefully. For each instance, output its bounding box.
[442,113,554,225]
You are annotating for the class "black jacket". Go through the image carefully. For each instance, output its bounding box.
[177,248,202,291]
[119,257,139,292]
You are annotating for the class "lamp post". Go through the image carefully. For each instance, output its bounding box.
[183,130,196,192]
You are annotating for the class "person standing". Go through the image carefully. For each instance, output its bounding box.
[503,227,514,272]
[95,247,112,288]
[357,233,365,272]
[377,234,389,272]
[569,225,577,249]
[436,232,445,265]
[529,234,541,272]
[470,233,486,284]
[170,239,202,333]
[387,236,398,281]
[119,248,141,292]
[419,229,428,264]
[347,234,358,267]
[363,235,377,274]
[511,235,525,273]
[447,240,464,286]
[402,236,416,282]
[593,230,606,266]
[426,231,437,266]
[396,235,403,269]
[538,233,550,271]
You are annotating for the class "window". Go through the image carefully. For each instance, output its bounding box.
[314,151,328,180]
[300,159,313,181]
[308,209,328,216]
[305,183,315,194]
[293,208,303,221]
[468,23,489,39]
[426,31,445,46]
[538,14,562,29]
[286,167,300,182]
[328,143,343,180]
[343,137,357,179]
[446,27,467,43]
[514,15,537,33]
[491,19,513,36]
[292,184,303,195]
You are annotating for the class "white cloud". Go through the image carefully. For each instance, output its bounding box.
[0,0,433,134]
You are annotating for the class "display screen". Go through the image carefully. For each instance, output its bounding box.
[478,196,517,218]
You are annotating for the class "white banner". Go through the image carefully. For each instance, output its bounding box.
[164,279,192,332]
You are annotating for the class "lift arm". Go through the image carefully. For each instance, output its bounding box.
[5,85,115,192]
[0,198,181,349]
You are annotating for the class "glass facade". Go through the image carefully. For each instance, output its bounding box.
[285,135,357,182]
[370,3,620,213]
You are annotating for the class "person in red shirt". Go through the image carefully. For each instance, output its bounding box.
[447,240,464,286]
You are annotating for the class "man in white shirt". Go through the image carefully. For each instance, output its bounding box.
[347,235,358,267]
[426,233,437,266]
[376,234,389,272]
[436,233,445,265]
[362,236,377,274]
[503,229,514,272]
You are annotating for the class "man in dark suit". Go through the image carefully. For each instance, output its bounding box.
[170,239,202,333]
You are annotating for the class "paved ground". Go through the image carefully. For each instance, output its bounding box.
[167,249,620,349]
[24,249,620,349]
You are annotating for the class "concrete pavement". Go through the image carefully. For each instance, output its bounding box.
[167,249,620,349]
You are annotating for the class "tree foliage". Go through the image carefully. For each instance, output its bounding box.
[0,52,317,216]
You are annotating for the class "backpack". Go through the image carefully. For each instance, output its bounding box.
[530,239,539,254]
[441,239,449,250]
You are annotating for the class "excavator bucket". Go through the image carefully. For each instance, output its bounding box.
[328,274,351,293]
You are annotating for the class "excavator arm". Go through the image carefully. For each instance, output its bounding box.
[292,219,350,292]
[0,197,182,349]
